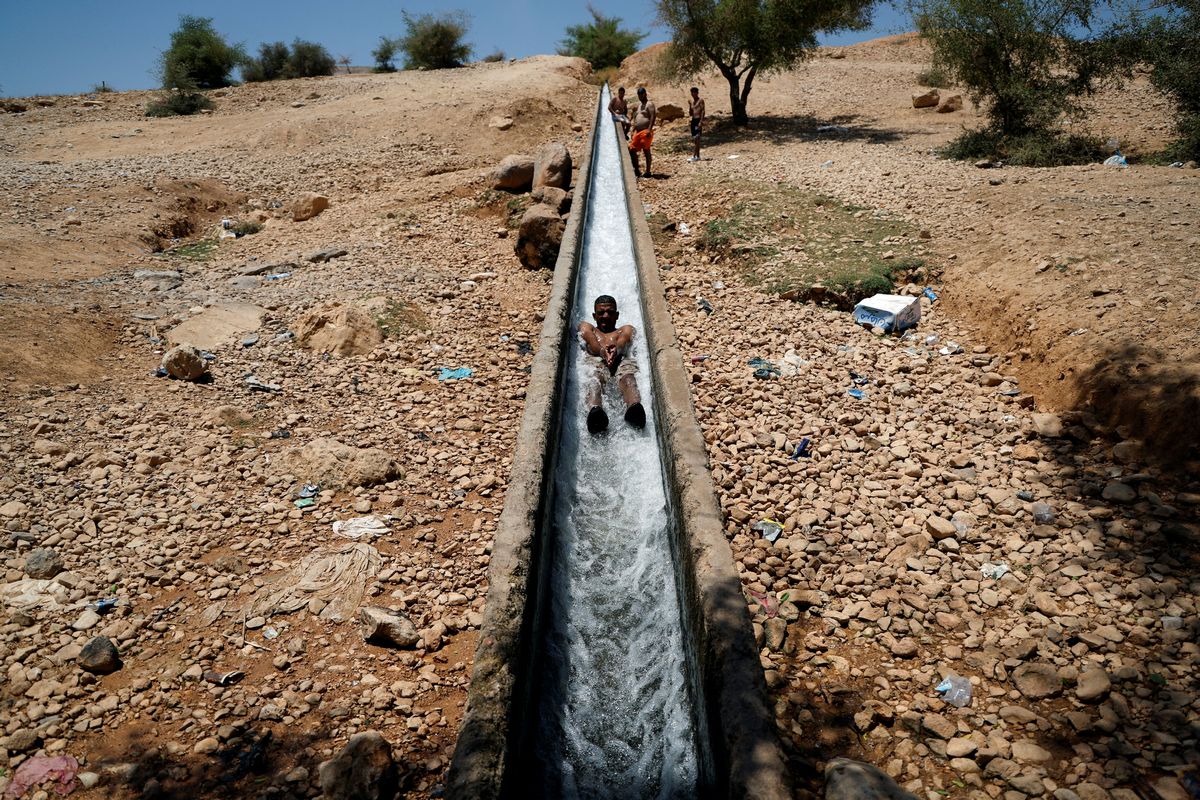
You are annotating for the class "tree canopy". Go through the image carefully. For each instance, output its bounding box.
[558,5,646,70]
[159,15,244,90]
[398,11,473,70]
[1131,0,1200,160]
[656,0,874,125]
[912,0,1127,138]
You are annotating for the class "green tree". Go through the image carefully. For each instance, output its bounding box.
[286,39,336,78]
[1135,0,1200,160]
[159,15,244,90]
[398,11,472,69]
[372,36,400,72]
[242,41,290,82]
[656,0,874,125]
[558,5,646,70]
[913,0,1127,137]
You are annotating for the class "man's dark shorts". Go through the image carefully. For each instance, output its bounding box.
[690,118,701,138]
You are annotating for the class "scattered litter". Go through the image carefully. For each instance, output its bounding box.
[1169,161,1185,168]
[1180,770,1200,800]
[221,219,234,229]
[727,154,740,159]
[516,341,533,355]
[247,542,382,623]
[820,159,834,169]
[264,272,292,281]
[939,342,964,355]
[852,293,921,333]
[154,367,169,378]
[1103,154,1128,168]
[332,515,390,541]
[294,497,316,509]
[935,675,973,708]
[437,367,473,381]
[924,334,940,346]
[200,350,217,361]
[791,438,812,459]
[752,518,784,543]
[779,350,808,377]
[923,287,938,302]
[981,562,1010,580]
[297,484,319,499]
[245,376,282,392]
[848,388,866,400]
[202,669,244,686]
[5,754,79,798]
[697,298,714,315]
[747,588,779,618]
[678,222,691,236]
[268,429,291,439]
[219,729,273,783]
[262,626,279,640]
[274,331,295,342]
[242,333,259,348]
[712,280,725,289]
[690,354,710,364]
[1016,490,1035,501]
[817,125,849,134]
[748,357,780,380]
[91,598,119,614]
[849,370,870,385]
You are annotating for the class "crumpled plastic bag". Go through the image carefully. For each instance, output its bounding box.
[332,515,390,541]
[5,754,79,798]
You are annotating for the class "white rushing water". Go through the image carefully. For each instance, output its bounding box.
[531,87,705,800]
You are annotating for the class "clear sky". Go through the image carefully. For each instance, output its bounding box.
[0,1,910,98]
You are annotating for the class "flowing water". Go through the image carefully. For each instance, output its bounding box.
[528,87,707,800]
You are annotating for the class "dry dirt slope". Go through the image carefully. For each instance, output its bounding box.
[0,37,1198,800]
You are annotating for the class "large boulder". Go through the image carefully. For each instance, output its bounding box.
[912,89,940,109]
[161,344,209,381]
[78,636,122,675]
[515,204,565,270]
[282,438,402,490]
[826,758,918,800]
[533,142,572,190]
[293,192,330,222]
[360,606,420,648]
[490,154,535,191]
[531,185,571,215]
[318,731,399,800]
[25,548,64,579]
[294,302,384,357]
[657,102,685,122]
[937,94,963,113]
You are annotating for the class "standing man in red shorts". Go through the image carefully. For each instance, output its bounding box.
[629,86,656,179]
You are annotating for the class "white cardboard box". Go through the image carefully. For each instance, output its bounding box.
[852,293,921,333]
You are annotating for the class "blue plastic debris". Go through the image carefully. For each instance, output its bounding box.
[848,388,866,400]
[923,287,938,302]
[792,437,812,459]
[438,367,474,381]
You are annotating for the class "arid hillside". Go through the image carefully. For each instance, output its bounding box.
[1,37,1197,800]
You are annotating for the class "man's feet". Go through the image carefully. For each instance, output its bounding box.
[687,156,699,162]
[624,402,646,429]
[587,406,609,434]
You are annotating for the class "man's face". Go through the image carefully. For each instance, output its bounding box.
[593,303,618,331]
[637,90,646,102]
[691,89,699,99]
[618,89,624,98]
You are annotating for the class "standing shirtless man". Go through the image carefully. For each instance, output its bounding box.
[608,86,630,140]
[578,295,646,433]
[629,87,656,179]
[687,86,705,162]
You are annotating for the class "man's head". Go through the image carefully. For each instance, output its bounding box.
[691,86,699,98]
[593,295,618,331]
[636,87,647,100]
[617,87,625,97]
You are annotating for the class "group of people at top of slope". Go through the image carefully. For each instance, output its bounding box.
[607,85,706,178]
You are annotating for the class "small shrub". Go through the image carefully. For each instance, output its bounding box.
[481,50,506,63]
[940,128,1103,167]
[583,65,621,87]
[398,11,472,70]
[146,91,215,117]
[558,5,645,70]
[92,81,115,93]
[915,66,949,88]
[160,15,244,90]
[230,221,262,237]
[242,41,290,82]
[164,238,218,261]
[372,37,399,72]
[287,40,336,78]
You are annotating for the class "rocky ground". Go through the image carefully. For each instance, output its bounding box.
[1,35,1197,800]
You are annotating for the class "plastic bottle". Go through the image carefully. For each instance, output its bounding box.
[936,675,972,708]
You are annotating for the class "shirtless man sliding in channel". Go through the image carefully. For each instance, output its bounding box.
[578,295,646,434]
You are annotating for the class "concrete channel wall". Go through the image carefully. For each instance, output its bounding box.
[445,88,790,800]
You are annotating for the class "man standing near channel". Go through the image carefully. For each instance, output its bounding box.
[629,86,656,178]
[578,295,645,434]
[687,86,705,162]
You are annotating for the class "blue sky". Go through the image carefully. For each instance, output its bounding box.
[0,1,909,98]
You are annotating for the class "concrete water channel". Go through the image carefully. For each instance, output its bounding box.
[446,88,790,800]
